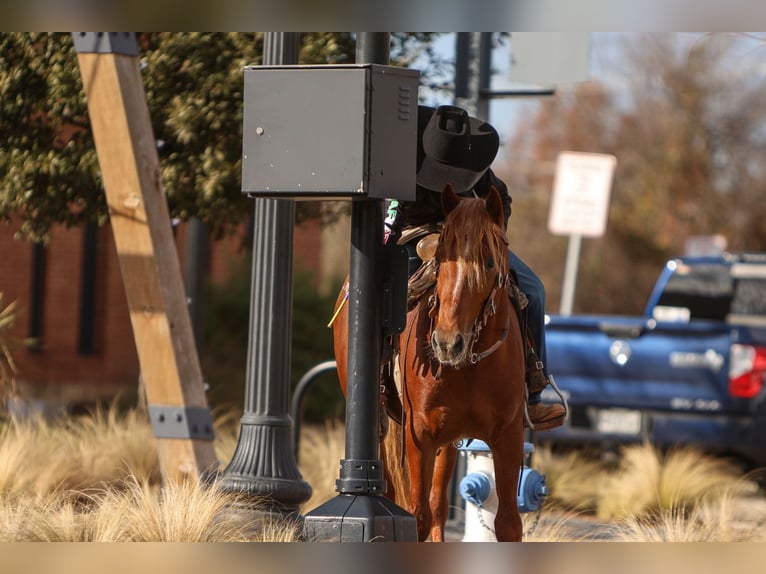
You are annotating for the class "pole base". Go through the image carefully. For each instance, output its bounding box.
[303,494,417,542]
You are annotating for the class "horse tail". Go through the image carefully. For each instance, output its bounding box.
[382,419,409,509]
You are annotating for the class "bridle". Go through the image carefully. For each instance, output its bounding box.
[427,260,514,368]
[468,272,513,365]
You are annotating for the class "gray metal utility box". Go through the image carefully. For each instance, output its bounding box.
[242,64,419,200]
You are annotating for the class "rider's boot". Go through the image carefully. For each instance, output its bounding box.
[525,349,567,431]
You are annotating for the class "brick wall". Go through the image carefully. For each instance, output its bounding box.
[1,214,333,412]
[2,221,139,410]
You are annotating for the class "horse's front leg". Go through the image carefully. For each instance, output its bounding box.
[428,443,458,542]
[405,430,437,541]
[489,433,525,542]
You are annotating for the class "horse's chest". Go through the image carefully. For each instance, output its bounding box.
[421,371,513,419]
[421,376,483,421]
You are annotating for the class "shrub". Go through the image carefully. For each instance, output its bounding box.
[200,255,344,422]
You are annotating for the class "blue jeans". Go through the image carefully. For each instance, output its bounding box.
[508,249,548,379]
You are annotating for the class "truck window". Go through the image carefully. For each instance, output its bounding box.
[731,278,766,316]
[656,264,732,321]
[730,263,766,318]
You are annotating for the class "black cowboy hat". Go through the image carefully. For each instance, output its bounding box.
[416,105,500,193]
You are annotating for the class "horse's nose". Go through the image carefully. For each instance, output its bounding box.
[453,333,464,354]
[432,329,469,366]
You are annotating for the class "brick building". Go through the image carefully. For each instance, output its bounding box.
[0,214,347,414]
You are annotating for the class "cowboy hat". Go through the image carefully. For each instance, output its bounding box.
[416,105,500,193]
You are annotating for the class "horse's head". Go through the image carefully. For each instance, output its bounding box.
[430,184,509,367]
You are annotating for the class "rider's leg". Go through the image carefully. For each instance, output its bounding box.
[507,249,548,374]
[507,249,567,430]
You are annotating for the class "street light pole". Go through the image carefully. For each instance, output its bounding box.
[217,32,312,518]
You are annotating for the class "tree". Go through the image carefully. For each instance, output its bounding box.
[0,32,445,242]
[500,33,766,315]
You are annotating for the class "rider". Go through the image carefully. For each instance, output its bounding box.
[384,104,567,431]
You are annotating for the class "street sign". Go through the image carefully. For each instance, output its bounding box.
[548,151,617,238]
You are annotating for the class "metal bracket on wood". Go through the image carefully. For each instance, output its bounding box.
[147,405,215,440]
[72,32,138,56]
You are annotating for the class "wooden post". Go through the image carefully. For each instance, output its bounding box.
[73,33,217,483]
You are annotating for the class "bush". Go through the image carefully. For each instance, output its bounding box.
[200,256,344,423]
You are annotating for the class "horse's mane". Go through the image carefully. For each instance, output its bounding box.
[439,197,509,289]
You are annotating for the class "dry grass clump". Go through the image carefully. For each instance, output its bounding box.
[0,404,323,542]
[531,445,606,512]
[0,405,159,502]
[522,509,596,542]
[608,490,766,542]
[57,406,162,491]
[211,406,243,465]
[0,418,41,498]
[0,403,292,542]
[595,443,751,520]
[297,420,345,512]
[1,405,764,542]
[533,442,756,524]
[0,479,291,542]
[0,293,22,414]
[86,478,292,542]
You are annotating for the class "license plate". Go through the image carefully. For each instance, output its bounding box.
[595,408,642,435]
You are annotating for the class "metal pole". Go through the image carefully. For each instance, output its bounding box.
[476,32,492,121]
[453,32,481,116]
[218,32,312,516]
[342,199,384,464]
[302,32,417,542]
[559,234,582,316]
[290,360,338,461]
[184,217,209,347]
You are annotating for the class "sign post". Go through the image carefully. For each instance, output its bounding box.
[548,151,617,315]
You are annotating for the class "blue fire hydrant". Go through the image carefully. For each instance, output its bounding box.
[457,440,548,541]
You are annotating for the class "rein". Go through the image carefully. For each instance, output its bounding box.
[468,273,513,365]
[469,274,512,364]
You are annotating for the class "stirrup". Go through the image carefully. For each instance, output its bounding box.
[522,383,535,429]
[523,375,570,431]
[546,374,570,420]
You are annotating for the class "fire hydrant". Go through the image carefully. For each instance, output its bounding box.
[458,440,548,542]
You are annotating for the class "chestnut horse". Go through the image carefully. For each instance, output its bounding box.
[332,184,526,541]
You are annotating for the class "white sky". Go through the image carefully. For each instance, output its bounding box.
[422,32,766,144]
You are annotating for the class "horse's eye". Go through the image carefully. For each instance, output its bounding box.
[486,257,495,270]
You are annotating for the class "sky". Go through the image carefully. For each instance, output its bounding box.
[420,33,617,142]
[424,32,766,145]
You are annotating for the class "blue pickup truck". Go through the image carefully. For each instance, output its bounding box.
[540,253,766,468]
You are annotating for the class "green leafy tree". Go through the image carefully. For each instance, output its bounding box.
[0,33,104,241]
[0,32,445,242]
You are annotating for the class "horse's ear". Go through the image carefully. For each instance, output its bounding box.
[486,185,505,229]
[441,184,460,217]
